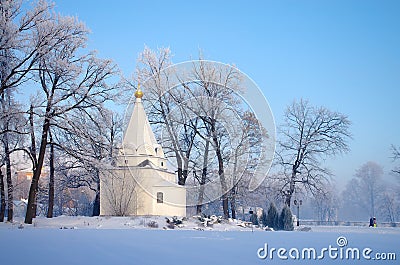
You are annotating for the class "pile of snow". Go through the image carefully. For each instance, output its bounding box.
[2,215,261,231]
[3,215,400,235]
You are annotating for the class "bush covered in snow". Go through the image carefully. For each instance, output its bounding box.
[147,221,159,228]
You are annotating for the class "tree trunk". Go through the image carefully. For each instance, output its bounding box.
[47,133,54,218]
[370,188,375,217]
[177,152,190,186]
[92,176,100,216]
[195,168,208,215]
[221,193,229,219]
[230,188,237,219]
[212,130,229,219]
[4,139,13,222]
[196,139,209,215]
[230,152,239,219]
[0,169,5,222]
[0,91,13,222]
[196,200,203,215]
[182,169,188,184]
[28,105,38,218]
[25,111,51,224]
[285,176,295,207]
[57,187,63,216]
[181,124,195,186]
[159,98,185,186]
[176,155,185,185]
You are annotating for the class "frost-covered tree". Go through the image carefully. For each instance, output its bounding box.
[134,47,269,219]
[391,145,400,176]
[1,0,48,222]
[377,188,399,223]
[0,0,54,94]
[228,111,267,219]
[0,88,26,222]
[134,46,198,187]
[193,133,212,215]
[354,161,384,217]
[341,161,384,220]
[100,169,138,216]
[54,108,123,216]
[340,178,365,220]
[312,184,339,222]
[24,8,118,224]
[275,99,351,207]
[178,60,248,219]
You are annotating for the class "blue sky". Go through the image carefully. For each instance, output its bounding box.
[54,0,400,188]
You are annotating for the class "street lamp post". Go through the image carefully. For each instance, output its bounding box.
[294,199,302,226]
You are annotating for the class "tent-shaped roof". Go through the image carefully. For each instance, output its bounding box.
[122,88,164,158]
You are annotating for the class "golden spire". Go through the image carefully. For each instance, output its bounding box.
[134,84,143,99]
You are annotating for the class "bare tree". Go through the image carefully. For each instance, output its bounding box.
[0,88,26,222]
[355,161,384,217]
[312,184,339,222]
[377,188,398,223]
[54,108,122,216]
[135,46,197,186]
[275,99,351,207]
[228,111,267,219]
[0,0,54,94]
[24,10,118,224]
[135,47,272,219]
[194,136,211,215]
[341,161,385,220]
[391,145,400,176]
[1,0,45,222]
[341,178,364,220]
[100,169,137,216]
[177,60,246,218]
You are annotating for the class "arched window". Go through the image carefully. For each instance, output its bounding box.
[161,161,164,167]
[156,192,163,203]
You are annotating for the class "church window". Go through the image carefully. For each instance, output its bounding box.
[161,161,164,167]
[157,192,163,203]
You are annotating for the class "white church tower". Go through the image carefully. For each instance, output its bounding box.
[100,86,186,216]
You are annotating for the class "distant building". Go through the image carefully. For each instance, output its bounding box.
[14,166,48,201]
[100,86,186,216]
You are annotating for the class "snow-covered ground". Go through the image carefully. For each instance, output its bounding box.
[1,216,399,265]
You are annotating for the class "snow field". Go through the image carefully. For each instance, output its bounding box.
[0,216,399,265]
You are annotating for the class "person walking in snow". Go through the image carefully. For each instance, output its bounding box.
[369,217,374,227]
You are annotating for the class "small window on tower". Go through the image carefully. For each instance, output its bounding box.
[157,192,163,203]
[161,162,164,167]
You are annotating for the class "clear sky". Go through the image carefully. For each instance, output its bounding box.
[53,0,400,189]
